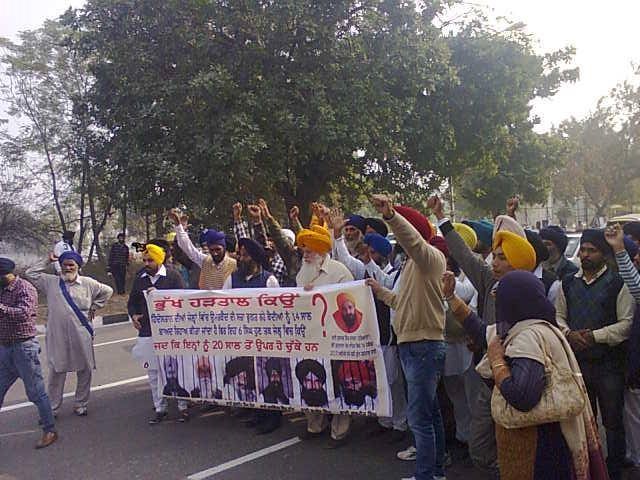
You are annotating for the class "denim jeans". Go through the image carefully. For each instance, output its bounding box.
[399,340,446,480]
[0,338,56,433]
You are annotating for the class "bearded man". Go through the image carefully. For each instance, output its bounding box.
[332,360,377,409]
[295,224,354,448]
[168,209,237,289]
[26,251,113,417]
[296,359,329,408]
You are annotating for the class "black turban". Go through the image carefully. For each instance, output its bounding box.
[223,357,255,388]
[539,225,569,253]
[365,217,389,237]
[0,257,16,275]
[581,229,612,256]
[525,230,549,265]
[238,238,270,270]
[623,222,640,241]
[295,359,326,384]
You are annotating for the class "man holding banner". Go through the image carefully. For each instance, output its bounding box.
[295,224,355,448]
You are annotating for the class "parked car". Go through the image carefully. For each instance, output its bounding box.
[565,232,581,266]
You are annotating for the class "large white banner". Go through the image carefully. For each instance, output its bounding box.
[146,280,391,417]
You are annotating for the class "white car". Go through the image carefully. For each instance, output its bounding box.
[565,233,581,266]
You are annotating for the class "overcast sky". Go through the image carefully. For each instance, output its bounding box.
[2,0,639,132]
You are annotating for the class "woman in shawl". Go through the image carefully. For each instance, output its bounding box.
[443,270,608,480]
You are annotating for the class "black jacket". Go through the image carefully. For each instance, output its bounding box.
[127,266,185,337]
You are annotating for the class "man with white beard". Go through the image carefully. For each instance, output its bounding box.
[26,251,113,416]
[295,225,354,448]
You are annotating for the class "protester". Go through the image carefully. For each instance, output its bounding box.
[223,237,281,434]
[128,243,189,424]
[428,193,535,476]
[257,198,301,287]
[50,230,75,274]
[343,214,366,256]
[107,232,130,295]
[461,220,493,260]
[540,225,579,280]
[366,194,447,480]
[605,224,640,471]
[431,236,480,462]
[444,270,608,480]
[295,224,354,448]
[0,257,58,449]
[556,228,634,480]
[25,251,112,417]
[232,202,287,286]
[525,229,561,303]
[168,209,237,289]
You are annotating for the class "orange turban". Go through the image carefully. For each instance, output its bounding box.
[296,225,332,254]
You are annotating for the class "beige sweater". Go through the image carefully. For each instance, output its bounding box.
[378,211,446,343]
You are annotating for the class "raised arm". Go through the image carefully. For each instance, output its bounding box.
[168,208,207,267]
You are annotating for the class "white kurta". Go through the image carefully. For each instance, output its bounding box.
[26,262,113,373]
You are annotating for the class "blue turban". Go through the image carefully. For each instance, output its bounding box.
[624,235,639,260]
[363,233,392,257]
[463,220,493,248]
[0,257,16,275]
[202,230,226,248]
[346,214,366,235]
[59,251,83,267]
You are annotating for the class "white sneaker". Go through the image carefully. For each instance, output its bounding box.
[400,477,415,480]
[435,477,447,480]
[397,445,417,461]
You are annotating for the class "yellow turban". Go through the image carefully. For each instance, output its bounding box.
[493,230,536,272]
[453,223,477,250]
[144,244,166,265]
[296,225,332,254]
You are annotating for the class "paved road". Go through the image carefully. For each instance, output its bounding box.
[0,323,491,480]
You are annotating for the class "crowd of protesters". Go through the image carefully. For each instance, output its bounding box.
[2,192,640,480]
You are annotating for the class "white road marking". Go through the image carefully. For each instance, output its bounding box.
[0,375,147,413]
[0,429,38,438]
[187,436,301,479]
[93,337,137,348]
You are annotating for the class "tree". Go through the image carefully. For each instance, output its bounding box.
[552,82,640,220]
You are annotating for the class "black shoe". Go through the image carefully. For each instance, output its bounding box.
[177,411,190,423]
[148,411,168,425]
[299,428,326,440]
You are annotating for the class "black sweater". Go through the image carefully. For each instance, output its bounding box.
[127,266,185,337]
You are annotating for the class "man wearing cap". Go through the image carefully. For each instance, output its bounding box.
[0,257,58,448]
[540,225,579,280]
[168,209,237,289]
[107,232,129,295]
[50,230,75,274]
[556,229,634,480]
[25,251,113,417]
[128,244,187,424]
[428,194,536,476]
[295,224,354,447]
[367,195,447,480]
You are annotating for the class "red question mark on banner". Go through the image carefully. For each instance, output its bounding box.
[312,293,328,337]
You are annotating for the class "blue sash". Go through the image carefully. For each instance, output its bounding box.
[59,278,94,337]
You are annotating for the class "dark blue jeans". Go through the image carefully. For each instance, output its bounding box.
[0,338,56,433]
[399,340,446,480]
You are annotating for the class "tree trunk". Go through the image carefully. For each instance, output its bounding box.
[77,158,88,253]
[145,212,151,242]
